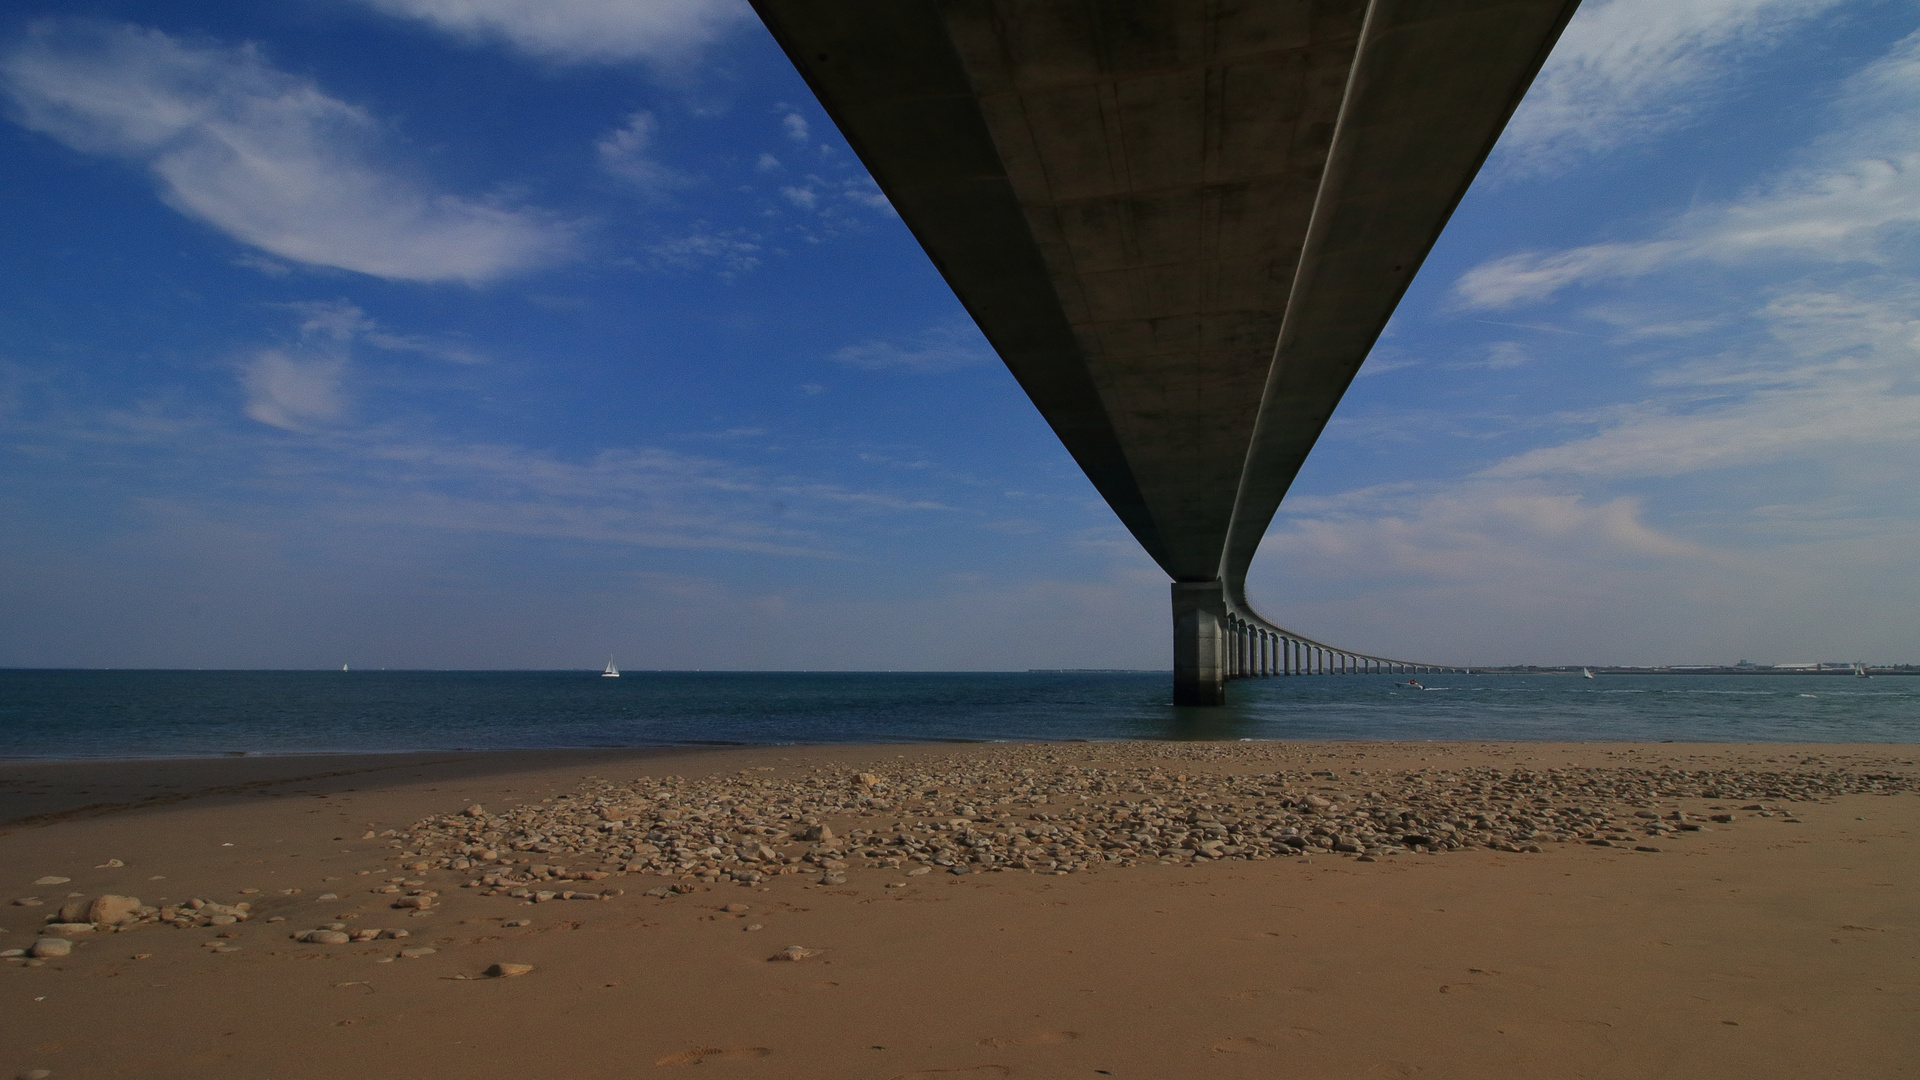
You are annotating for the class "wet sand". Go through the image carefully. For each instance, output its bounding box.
[2,741,1916,1080]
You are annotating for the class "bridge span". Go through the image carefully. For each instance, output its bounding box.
[752,0,1578,702]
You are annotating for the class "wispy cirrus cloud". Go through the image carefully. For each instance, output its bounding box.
[646,228,762,274]
[1460,27,1920,309]
[239,350,347,431]
[354,0,753,66]
[831,324,994,374]
[1496,0,1845,177]
[1478,285,1920,480]
[0,20,573,284]
[596,110,686,194]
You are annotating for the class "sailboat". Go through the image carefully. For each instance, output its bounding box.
[342,663,349,672]
[1855,664,1871,679]
[1582,667,1595,679]
[602,656,620,679]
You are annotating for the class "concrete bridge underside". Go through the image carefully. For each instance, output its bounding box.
[752,0,1580,702]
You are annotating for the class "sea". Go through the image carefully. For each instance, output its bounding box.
[1,669,1917,760]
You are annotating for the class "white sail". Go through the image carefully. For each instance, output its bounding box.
[602,656,620,678]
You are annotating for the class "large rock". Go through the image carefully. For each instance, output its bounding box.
[56,900,91,923]
[88,895,142,925]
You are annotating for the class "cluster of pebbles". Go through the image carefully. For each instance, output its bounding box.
[4,888,254,962]
[365,743,1916,892]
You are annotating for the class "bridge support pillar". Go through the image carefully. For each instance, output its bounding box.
[1171,580,1228,706]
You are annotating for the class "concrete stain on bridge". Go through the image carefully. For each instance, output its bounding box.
[751,0,1582,702]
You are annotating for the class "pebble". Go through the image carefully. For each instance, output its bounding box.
[722,903,751,913]
[399,946,436,958]
[485,962,533,978]
[298,930,351,946]
[503,919,531,927]
[29,938,72,959]
[773,945,814,961]
[32,877,69,886]
[21,1069,53,1079]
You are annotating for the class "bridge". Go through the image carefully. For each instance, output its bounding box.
[751,0,1579,702]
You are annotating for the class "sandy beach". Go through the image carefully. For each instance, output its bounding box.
[2,740,1916,1080]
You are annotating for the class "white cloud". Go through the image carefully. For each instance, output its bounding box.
[595,110,685,193]
[1497,0,1845,176]
[1480,341,1531,370]
[354,0,753,66]
[239,350,346,430]
[0,20,572,284]
[842,176,892,212]
[647,228,761,274]
[280,299,484,364]
[780,112,809,142]
[1461,28,1920,309]
[755,152,781,172]
[1480,286,1920,480]
[779,184,817,210]
[232,252,291,277]
[831,325,995,374]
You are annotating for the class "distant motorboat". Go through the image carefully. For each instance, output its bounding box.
[602,657,620,679]
[1582,667,1594,679]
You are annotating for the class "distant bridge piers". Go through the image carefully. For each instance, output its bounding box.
[1174,579,1460,703]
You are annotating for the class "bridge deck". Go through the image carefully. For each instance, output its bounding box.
[751,0,1581,701]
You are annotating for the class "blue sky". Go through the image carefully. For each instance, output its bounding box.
[3,0,1917,670]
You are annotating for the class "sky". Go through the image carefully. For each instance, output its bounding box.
[2,0,1917,671]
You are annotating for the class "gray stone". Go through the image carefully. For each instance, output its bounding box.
[29,938,71,958]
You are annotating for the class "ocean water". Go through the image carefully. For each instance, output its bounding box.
[2,669,1917,760]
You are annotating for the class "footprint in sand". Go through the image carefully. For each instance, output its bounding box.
[1212,1037,1276,1054]
[654,1047,773,1066]
[888,1068,1010,1080]
[978,1030,1080,1048]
